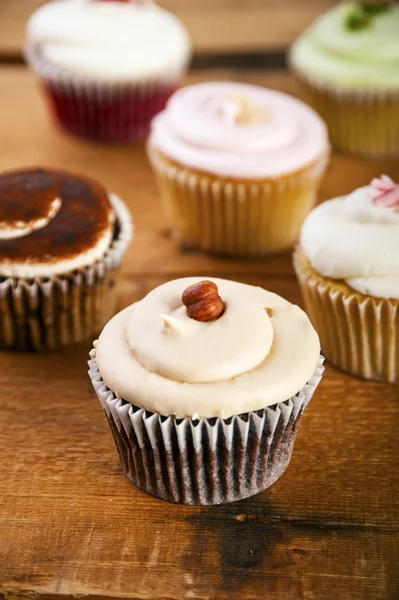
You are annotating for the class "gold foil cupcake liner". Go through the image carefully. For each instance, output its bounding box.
[148,148,328,257]
[88,355,324,505]
[294,248,399,383]
[0,195,133,352]
[293,71,399,158]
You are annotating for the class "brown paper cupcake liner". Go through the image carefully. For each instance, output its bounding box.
[148,147,328,257]
[0,195,132,352]
[25,44,185,141]
[293,70,399,158]
[294,248,399,383]
[88,355,324,505]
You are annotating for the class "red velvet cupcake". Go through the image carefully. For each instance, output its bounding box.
[25,0,191,142]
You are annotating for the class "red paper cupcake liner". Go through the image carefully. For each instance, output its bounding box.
[41,79,177,142]
[25,43,183,142]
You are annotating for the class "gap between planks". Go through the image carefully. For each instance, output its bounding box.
[0,49,288,70]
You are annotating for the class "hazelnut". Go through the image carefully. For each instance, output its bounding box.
[182,280,225,322]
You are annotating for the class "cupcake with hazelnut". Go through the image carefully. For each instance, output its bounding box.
[0,168,132,351]
[148,82,329,257]
[89,277,324,505]
[294,175,399,383]
[25,0,191,141]
[289,1,399,157]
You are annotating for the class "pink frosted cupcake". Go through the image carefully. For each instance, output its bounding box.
[148,82,329,256]
[25,0,191,142]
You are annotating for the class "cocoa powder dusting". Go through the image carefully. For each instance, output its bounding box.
[0,168,113,268]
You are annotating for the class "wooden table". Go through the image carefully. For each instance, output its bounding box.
[1,0,336,56]
[0,3,398,599]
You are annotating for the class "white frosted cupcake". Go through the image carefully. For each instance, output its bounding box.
[148,82,329,256]
[294,175,399,383]
[89,277,324,505]
[25,0,191,141]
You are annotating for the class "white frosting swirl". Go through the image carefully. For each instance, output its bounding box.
[300,184,399,299]
[127,286,274,383]
[95,277,320,419]
[149,82,329,178]
[26,0,191,83]
[0,196,61,240]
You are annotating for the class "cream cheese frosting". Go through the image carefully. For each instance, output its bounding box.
[290,2,399,91]
[149,82,329,179]
[300,176,399,299]
[94,277,321,418]
[26,0,191,83]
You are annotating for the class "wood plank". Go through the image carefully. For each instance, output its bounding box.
[0,0,336,56]
[0,66,398,600]
[1,276,398,600]
[0,67,397,281]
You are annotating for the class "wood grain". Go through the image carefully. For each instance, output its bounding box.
[0,67,397,281]
[0,66,398,600]
[0,0,336,56]
[1,304,398,600]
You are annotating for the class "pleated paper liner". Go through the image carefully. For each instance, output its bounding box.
[88,355,325,505]
[293,70,399,158]
[148,147,328,257]
[294,248,399,384]
[26,44,183,142]
[0,195,132,352]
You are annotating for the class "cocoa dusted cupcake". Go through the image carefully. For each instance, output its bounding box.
[0,168,132,351]
[89,277,324,505]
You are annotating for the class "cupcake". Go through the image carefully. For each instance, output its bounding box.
[294,175,399,383]
[89,277,324,505]
[25,0,191,141]
[289,1,399,157]
[0,168,132,351]
[148,82,329,257]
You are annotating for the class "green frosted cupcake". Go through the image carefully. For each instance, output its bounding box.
[289,1,399,157]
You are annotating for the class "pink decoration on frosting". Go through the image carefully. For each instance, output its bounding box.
[370,175,399,208]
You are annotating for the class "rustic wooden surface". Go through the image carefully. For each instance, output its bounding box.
[0,63,399,600]
[0,0,336,55]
